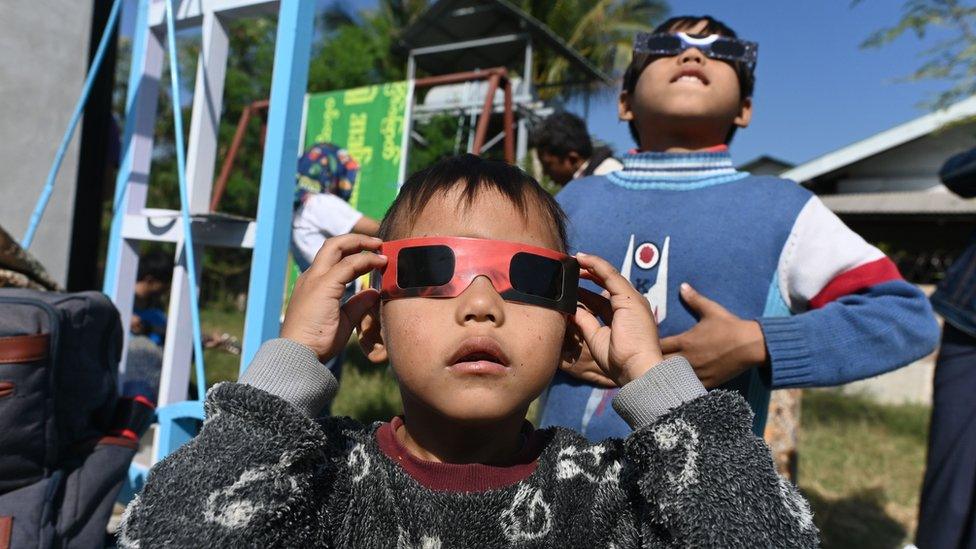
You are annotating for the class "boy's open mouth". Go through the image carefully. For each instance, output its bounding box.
[448,337,510,374]
[671,68,709,85]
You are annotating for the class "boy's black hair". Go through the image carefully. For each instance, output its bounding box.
[529,112,593,159]
[379,154,568,251]
[137,250,174,283]
[622,15,756,146]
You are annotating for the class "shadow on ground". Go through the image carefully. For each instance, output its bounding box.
[803,486,908,549]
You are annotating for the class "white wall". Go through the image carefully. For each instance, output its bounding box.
[835,123,976,194]
[0,1,93,285]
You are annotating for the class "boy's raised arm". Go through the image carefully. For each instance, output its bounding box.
[761,196,940,388]
[576,251,818,545]
[120,234,386,547]
[119,343,339,547]
[610,361,820,546]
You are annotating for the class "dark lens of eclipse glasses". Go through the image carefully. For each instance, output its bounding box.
[510,253,563,300]
[709,38,746,59]
[643,34,682,53]
[396,245,455,288]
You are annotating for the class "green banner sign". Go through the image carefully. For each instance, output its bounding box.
[302,82,410,219]
[287,82,411,305]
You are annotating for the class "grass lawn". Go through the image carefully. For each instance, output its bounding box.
[194,306,930,546]
[799,389,930,548]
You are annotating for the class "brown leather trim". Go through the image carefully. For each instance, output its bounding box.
[0,516,11,549]
[0,333,49,363]
[0,382,12,398]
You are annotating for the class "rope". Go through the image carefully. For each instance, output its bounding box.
[23,0,123,248]
[164,0,208,402]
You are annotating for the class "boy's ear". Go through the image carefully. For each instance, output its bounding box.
[560,321,583,370]
[734,97,753,129]
[618,90,635,122]
[357,300,388,364]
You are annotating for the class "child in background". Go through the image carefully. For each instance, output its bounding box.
[119,155,818,547]
[541,15,940,440]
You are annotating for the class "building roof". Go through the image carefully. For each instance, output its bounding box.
[820,190,976,216]
[397,0,611,85]
[781,95,976,184]
[737,154,794,175]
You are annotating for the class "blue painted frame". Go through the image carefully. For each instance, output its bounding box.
[240,0,316,371]
[103,0,152,298]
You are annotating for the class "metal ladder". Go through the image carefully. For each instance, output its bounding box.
[102,0,315,493]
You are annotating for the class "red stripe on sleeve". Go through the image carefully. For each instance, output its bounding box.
[809,257,903,309]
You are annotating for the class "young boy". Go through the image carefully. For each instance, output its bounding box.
[541,15,940,440]
[531,111,622,186]
[119,155,818,546]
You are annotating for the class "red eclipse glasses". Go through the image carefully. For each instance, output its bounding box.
[370,237,580,314]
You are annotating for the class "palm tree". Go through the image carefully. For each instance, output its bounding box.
[516,0,667,94]
[317,0,667,95]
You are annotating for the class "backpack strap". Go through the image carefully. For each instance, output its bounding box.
[0,333,48,363]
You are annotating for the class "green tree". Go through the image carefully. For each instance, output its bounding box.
[860,0,976,108]
[516,0,666,96]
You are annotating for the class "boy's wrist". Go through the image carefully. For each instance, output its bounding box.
[239,338,338,417]
[740,320,769,366]
[618,351,665,386]
[613,356,707,428]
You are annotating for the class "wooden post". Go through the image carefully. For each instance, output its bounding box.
[764,388,802,482]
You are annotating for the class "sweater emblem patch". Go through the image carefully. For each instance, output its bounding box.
[347,442,372,483]
[634,242,660,270]
[555,445,621,485]
[500,485,552,541]
[202,452,301,529]
[397,528,443,549]
[653,419,699,496]
[620,234,670,323]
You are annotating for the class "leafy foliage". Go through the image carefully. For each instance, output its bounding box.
[515,0,666,96]
[859,0,976,108]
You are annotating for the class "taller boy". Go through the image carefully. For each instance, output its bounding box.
[541,16,940,439]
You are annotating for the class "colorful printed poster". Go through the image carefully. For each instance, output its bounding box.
[302,82,411,219]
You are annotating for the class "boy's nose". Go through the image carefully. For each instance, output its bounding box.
[679,47,706,64]
[456,276,506,326]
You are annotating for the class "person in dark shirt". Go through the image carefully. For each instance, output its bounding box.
[917,147,976,549]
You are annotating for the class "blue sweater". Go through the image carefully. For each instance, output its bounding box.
[540,149,940,440]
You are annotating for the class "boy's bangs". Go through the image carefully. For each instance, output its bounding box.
[654,15,738,39]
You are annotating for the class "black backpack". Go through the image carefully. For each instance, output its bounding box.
[0,289,152,548]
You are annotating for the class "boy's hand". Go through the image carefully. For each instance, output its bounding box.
[661,283,768,388]
[559,340,617,388]
[280,234,388,363]
[572,252,664,387]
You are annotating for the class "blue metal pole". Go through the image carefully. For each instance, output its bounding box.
[23,0,123,249]
[103,0,151,297]
[164,0,208,401]
[240,0,315,371]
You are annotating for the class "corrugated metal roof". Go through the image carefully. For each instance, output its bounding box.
[397,0,611,84]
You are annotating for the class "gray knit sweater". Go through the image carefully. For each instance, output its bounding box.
[119,339,819,547]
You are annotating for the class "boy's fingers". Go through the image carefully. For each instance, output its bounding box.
[680,283,727,317]
[573,305,603,347]
[576,253,639,299]
[568,368,617,388]
[309,234,383,274]
[578,287,613,325]
[323,252,388,288]
[340,289,381,326]
[660,335,682,355]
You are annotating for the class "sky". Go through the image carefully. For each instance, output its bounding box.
[568,1,952,166]
[124,0,956,168]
